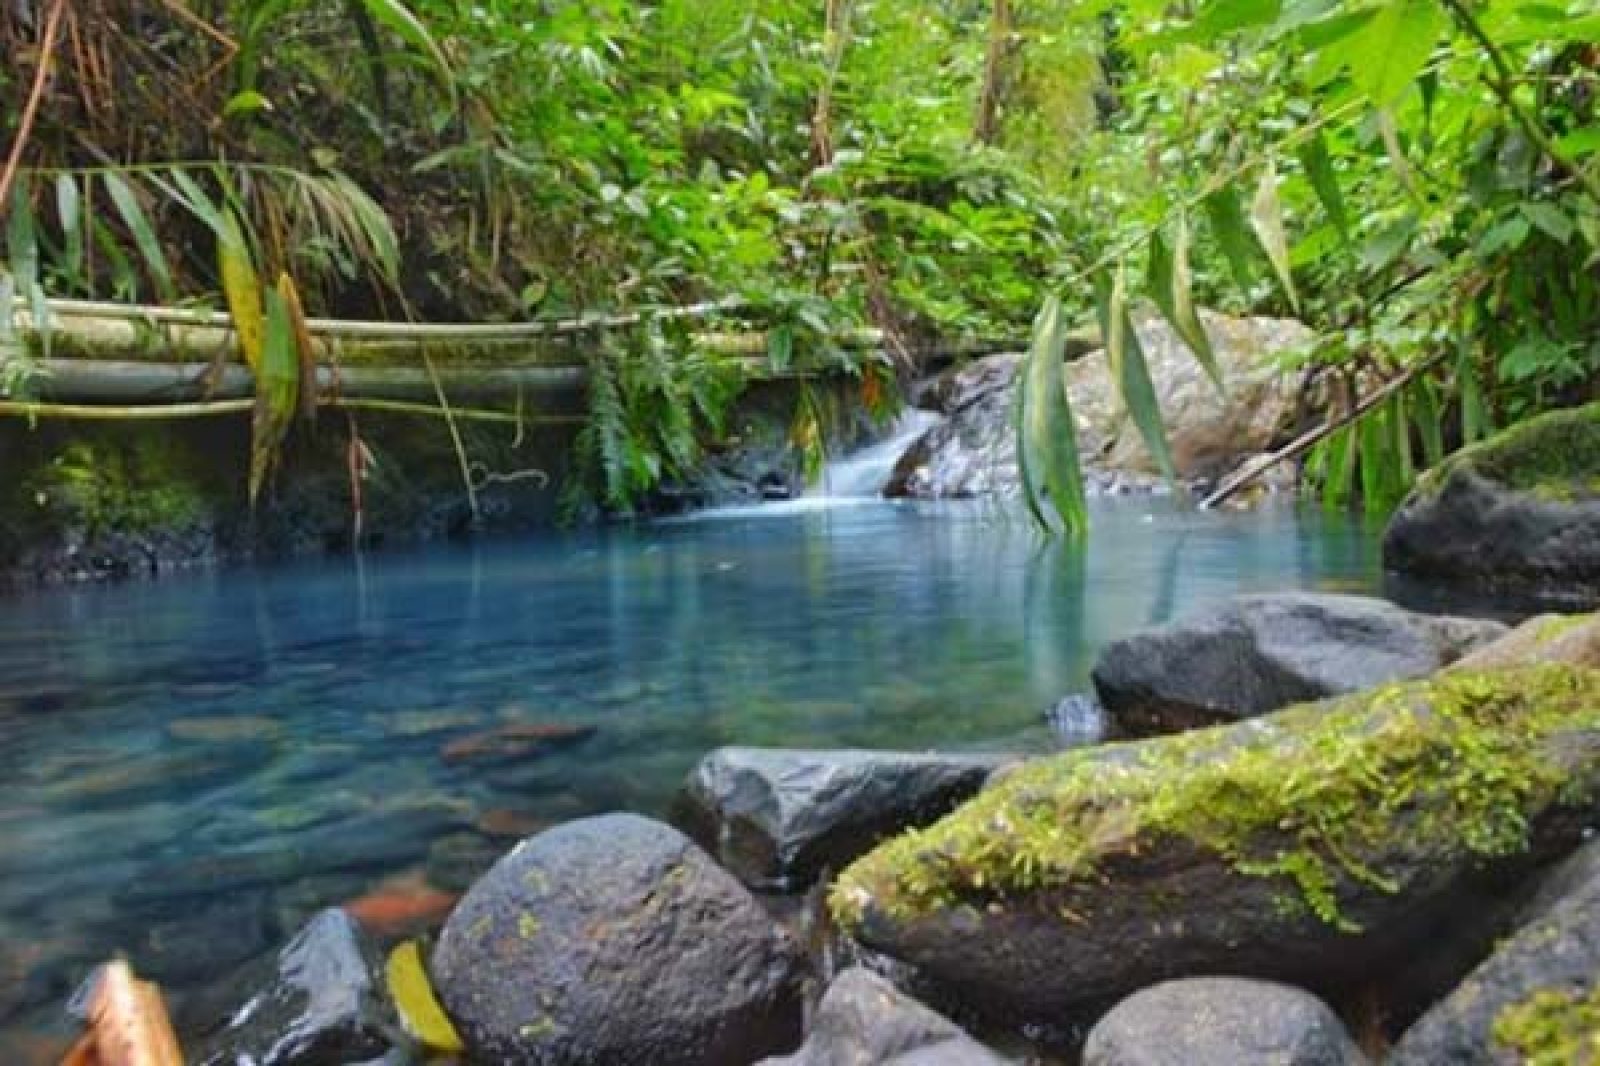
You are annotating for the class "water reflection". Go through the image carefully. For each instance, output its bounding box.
[0,497,1381,1050]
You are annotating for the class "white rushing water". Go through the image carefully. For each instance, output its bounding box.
[813,408,943,499]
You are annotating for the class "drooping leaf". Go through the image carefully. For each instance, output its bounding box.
[1295,128,1349,241]
[102,171,177,301]
[1458,349,1491,444]
[7,183,50,362]
[276,273,319,424]
[218,209,265,372]
[1249,162,1300,311]
[1389,391,1414,485]
[1377,109,1423,203]
[355,0,457,103]
[385,940,465,1053]
[1349,0,1444,107]
[1097,267,1177,486]
[250,285,301,505]
[55,174,83,282]
[1202,183,1258,295]
[1146,212,1224,391]
[1410,377,1444,468]
[1320,422,1357,510]
[1019,294,1087,538]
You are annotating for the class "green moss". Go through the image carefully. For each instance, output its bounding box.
[26,434,214,535]
[1416,403,1600,499]
[1493,983,1600,1065]
[831,666,1600,934]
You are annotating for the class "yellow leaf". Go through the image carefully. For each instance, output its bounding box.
[385,940,466,1053]
[218,210,264,372]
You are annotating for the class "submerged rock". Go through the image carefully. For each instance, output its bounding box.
[193,908,394,1066]
[432,813,804,1065]
[676,747,1004,889]
[759,966,1005,1065]
[889,313,1314,500]
[1389,838,1600,1064]
[1384,402,1600,607]
[830,666,1600,1021]
[1091,593,1504,736]
[1083,978,1367,1066]
[438,721,595,764]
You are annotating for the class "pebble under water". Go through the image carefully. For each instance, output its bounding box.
[0,497,1384,1054]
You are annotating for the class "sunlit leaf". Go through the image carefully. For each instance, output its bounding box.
[219,209,265,372]
[277,272,319,424]
[1249,162,1300,311]
[1349,0,1444,107]
[386,940,465,1053]
[356,0,457,105]
[250,284,301,505]
[1019,294,1087,538]
[55,174,83,282]
[1145,211,1224,391]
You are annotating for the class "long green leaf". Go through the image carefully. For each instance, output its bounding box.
[1410,377,1444,467]
[55,175,83,283]
[1097,267,1177,485]
[1321,423,1356,511]
[7,183,49,361]
[250,283,301,506]
[103,172,176,301]
[1458,349,1492,444]
[1295,128,1349,241]
[1148,214,1224,391]
[356,0,456,103]
[1350,0,1444,107]
[1249,162,1300,311]
[1202,183,1257,295]
[1019,294,1087,538]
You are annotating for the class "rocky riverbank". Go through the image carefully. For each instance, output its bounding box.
[115,589,1597,1065]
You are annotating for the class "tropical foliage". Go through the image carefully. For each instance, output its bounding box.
[2,0,1596,519]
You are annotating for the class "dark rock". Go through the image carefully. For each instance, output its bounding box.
[831,667,1600,1022]
[1091,593,1504,736]
[676,747,1004,890]
[1083,977,1367,1066]
[432,813,804,1065]
[1389,838,1600,1064]
[758,966,1005,1065]
[193,908,394,1066]
[1384,402,1600,607]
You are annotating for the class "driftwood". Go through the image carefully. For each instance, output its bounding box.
[1199,361,1435,510]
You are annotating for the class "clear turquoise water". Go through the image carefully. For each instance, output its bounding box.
[0,498,1382,1051]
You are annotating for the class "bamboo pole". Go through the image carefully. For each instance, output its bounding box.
[0,396,584,424]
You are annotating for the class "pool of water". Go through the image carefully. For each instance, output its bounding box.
[0,497,1384,1050]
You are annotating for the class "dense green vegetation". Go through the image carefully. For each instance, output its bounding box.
[1,0,1596,517]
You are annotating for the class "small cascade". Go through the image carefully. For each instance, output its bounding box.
[814,409,942,499]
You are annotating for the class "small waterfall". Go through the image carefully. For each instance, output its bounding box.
[815,409,943,498]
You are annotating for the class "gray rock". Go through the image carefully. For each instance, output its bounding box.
[1091,593,1505,736]
[676,747,1003,889]
[1384,402,1600,607]
[1083,977,1367,1066]
[194,908,394,1066]
[760,967,1005,1065]
[1389,838,1600,1064]
[432,813,804,1065]
[1044,693,1110,747]
[888,313,1314,500]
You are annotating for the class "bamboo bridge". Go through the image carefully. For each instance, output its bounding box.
[2,298,1020,426]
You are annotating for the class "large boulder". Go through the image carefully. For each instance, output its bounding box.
[888,313,1314,500]
[758,967,1005,1066]
[1082,977,1367,1066]
[193,909,394,1066]
[1091,593,1505,736]
[1384,402,1600,607]
[830,666,1600,1022]
[1389,839,1600,1064]
[676,747,1004,889]
[432,813,804,1065]
[1450,610,1600,672]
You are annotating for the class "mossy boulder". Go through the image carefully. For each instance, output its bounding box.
[432,814,804,1065]
[830,666,1600,1021]
[1451,611,1600,672]
[1390,838,1600,1064]
[1384,403,1600,607]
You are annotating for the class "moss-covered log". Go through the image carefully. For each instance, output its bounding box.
[830,666,1600,1020]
